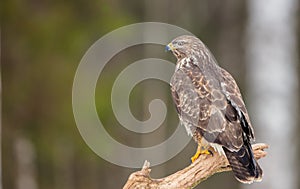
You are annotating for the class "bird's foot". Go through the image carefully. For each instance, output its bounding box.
[191,147,212,162]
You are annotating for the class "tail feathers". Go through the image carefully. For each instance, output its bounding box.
[224,144,263,184]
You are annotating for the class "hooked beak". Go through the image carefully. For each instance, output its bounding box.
[166,43,181,59]
[165,43,174,52]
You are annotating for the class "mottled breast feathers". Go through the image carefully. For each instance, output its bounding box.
[170,58,254,151]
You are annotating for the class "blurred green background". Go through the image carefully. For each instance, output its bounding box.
[2,0,299,189]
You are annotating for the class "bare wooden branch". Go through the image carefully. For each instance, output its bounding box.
[123,143,268,189]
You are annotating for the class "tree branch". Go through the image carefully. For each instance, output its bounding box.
[123,143,268,189]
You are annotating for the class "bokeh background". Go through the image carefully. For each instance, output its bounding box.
[2,0,300,189]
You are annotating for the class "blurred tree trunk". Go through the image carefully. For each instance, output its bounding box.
[245,0,298,189]
[15,137,38,189]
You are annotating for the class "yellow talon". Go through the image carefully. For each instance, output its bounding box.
[191,150,201,162]
[201,149,211,155]
[191,146,212,162]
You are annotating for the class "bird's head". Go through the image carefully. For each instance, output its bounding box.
[166,35,202,59]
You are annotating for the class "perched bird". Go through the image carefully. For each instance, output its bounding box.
[166,35,263,184]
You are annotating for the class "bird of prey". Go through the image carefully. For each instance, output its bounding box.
[166,35,262,184]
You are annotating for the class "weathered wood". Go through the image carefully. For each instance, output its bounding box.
[123,143,268,189]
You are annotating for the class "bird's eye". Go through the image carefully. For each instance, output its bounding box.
[177,41,184,46]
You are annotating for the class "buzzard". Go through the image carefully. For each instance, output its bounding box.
[166,35,262,184]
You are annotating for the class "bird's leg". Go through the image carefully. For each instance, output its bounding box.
[191,144,213,163]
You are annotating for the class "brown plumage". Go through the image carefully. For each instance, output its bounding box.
[167,35,262,183]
